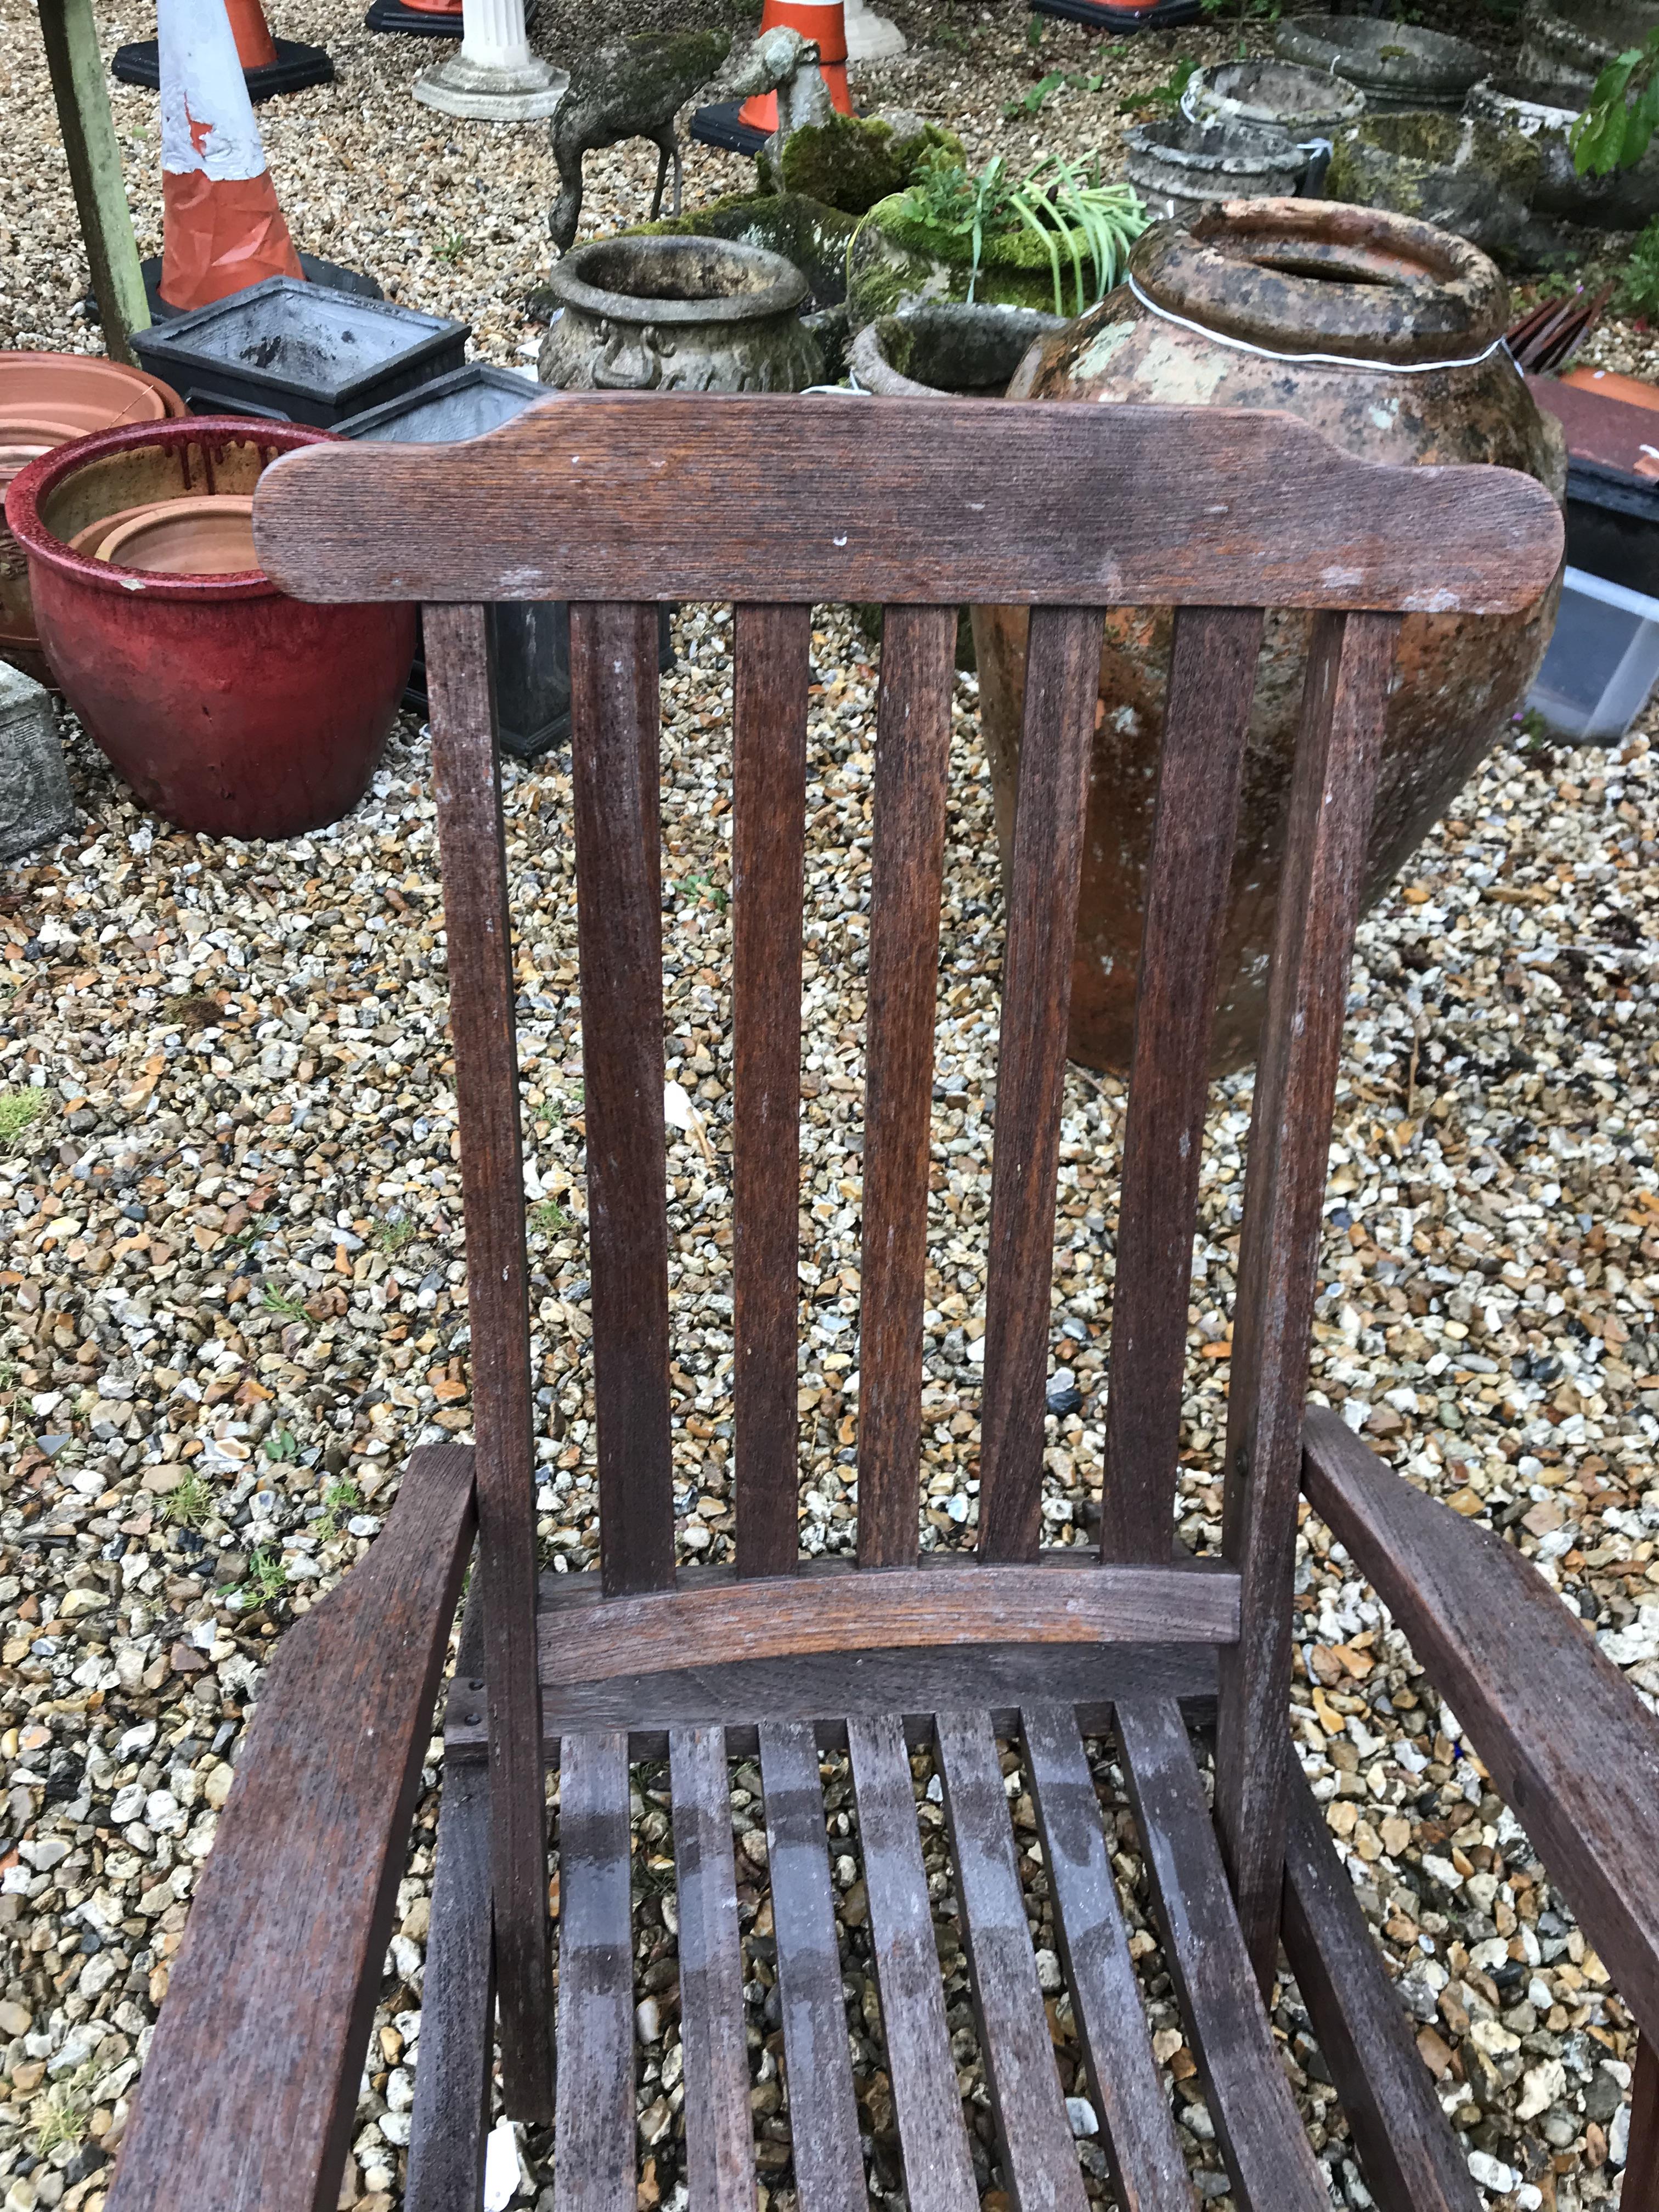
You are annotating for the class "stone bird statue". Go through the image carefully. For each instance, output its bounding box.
[549,28,731,253]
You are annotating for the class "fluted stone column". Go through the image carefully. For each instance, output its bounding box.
[413,0,566,120]
[844,0,906,61]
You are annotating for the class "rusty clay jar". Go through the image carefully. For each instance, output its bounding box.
[979,199,1565,1075]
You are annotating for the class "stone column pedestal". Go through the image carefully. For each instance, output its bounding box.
[413,0,566,120]
[844,0,906,62]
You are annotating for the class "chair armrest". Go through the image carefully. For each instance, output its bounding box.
[106,1444,476,2212]
[1301,1406,1659,2043]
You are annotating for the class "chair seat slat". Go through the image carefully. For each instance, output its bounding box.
[733,606,813,1578]
[571,600,676,1596]
[934,1710,1088,2212]
[554,1732,637,2212]
[758,1721,868,2211]
[856,607,957,1568]
[846,1714,980,2212]
[1114,1700,1330,2212]
[1101,606,1263,1565]
[978,605,1103,1562]
[670,1726,757,2212]
[1018,1703,1195,2212]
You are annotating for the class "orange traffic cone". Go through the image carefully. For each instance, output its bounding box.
[225,0,280,71]
[738,0,854,131]
[158,0,303,312]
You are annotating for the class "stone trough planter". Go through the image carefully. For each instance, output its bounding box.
[849,303,1065,396]
[1327,112,1542,258]
[1465,76,1659,229]
[1276,15,1492,113]
[1124,117,1308,224]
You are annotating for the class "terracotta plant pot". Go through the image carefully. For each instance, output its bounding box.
[97,495,257,575]
[0,352,186,680]
[978,200,1564,1075]
[4,418,415,840]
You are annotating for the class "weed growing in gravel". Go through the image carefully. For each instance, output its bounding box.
[375,1212,419,1254]
[32,2065,95,2157]
[163,1472,212,1528]
[0,1089,46,1152]
[262,1426,299,1463]
[531,1199,569,1233]
[241,1548,288,1606]
[262,1283,313,1330]
[317,1479,362,1540]
[437,230,470,262]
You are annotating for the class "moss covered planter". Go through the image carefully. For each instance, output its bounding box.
[618,191,857,376]
[849,303,1064,396]
[1465,77,1659,228]
[1327,111,1541,257]
[845,196,1098,325]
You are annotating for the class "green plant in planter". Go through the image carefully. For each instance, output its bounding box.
[852,149,1148,322]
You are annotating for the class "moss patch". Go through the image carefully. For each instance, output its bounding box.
[770,114,965,216]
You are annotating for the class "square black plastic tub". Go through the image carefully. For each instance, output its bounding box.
[112,37,334,99]
[336,364,674,761]
[1030,0,1201,25]
[131,277,469,429]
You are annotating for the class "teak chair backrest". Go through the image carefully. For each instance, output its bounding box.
[253,390,1562,2101]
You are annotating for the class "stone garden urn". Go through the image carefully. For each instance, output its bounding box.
[976,200,1564,1075]
[539,236,823,391]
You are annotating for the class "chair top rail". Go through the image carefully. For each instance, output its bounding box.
[252,392,1562,614]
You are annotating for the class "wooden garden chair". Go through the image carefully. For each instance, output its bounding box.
[96,394,1657,2212]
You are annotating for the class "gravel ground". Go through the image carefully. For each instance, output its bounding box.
[2,2,1659,2210]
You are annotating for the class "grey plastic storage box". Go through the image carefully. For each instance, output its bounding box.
[132,277,467,428]
[1527,565,1659,742]
[336,364,674,761]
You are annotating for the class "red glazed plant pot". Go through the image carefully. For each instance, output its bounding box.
[4,417,416,841]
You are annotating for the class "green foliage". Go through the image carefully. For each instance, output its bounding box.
[375,1211,419,1254]
[772,114,964,217]
[1571,29,1659,175]
[163,1471,212,1528]
[262,1425,299,1462]
[32,2066,95,2158]
[0,1089,46,1152]
[531,1199,570,1233]
[1619,214,1659,318]
[883,148,1148,315]
[1003,67,1104,121]
[241,1547,289,1605]
[1124,57,1197,119]
[317,1477,362,1541]
[262,1282,313,1329]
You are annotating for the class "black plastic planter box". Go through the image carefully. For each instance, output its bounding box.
[1030,0,1200,25]
[1527,373,1659,599]
[139,254,382,328]
[690,100,770,157]
[112,37,334,99]
[336,364,674,761]
[131,277,467,428]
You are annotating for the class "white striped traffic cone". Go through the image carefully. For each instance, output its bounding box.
[158,0,302,312]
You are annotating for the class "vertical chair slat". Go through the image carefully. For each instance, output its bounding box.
[1212,610,1397,1978]
[1019,1703,1194,2212]
[1099,606,1263,1564]
[856,607,957,1568]
[934,1709,1088,2212]
[425,603,551,2117]
[555,1731,638,2212]
[405,1759,495,2212]
[571,600,676,1597]
[847,1713,980,2212]
[758,1720,867,2212]
[732,605,812,1579]
[1115,1700,1331,2212]
[977,606,1103,1563]
[671,1726,755,2212]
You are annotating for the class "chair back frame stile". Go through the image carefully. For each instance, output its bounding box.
[251,391,1564,2114]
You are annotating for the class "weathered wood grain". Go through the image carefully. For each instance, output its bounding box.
[1100,606,1262,1565]
[405,1757,495,2212]
[105,1446,475,2212]
[570,600,675,1597]
[253,394,1564,616]
[757,1722,867,2212]
[846,1714,980,2212]
[1627,2036,1659,2212]
[732,603,812,1579]
[977,606,1102,1563]
[555,1731,637,2212]
[1114,1700,1330,2212]
[1301,1406,1659,2045]
[1019,1703,1194,2211]
[1213,610,1398,1981]
[857,606,957,1568]
[934,1710,1087,2212]
[1280,1762,1477,2212]
[670,1728,755,2212]
[427,597,553,2117]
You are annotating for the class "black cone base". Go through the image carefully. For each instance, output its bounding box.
[689,100,769,156]
[112,37,335,99]
[364,0,537,31]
